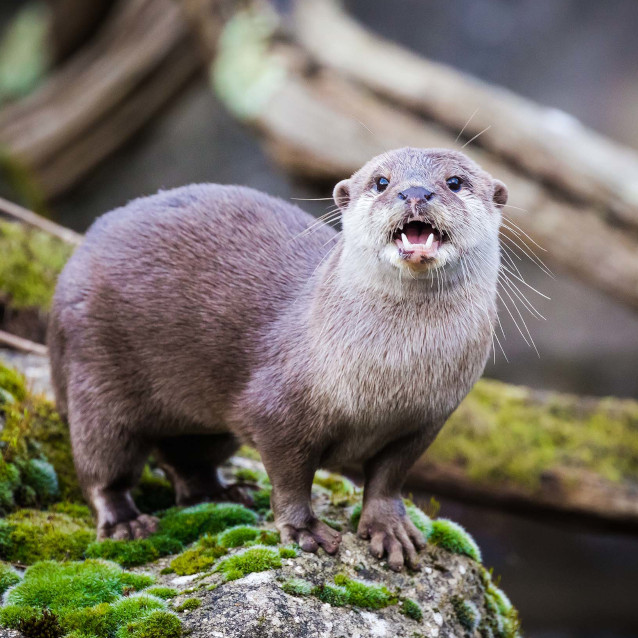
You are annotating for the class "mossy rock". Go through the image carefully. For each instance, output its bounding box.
[158,502,258,545]
[86,534,183,569]
[0,508,95,565]
[0,559,183,638]
[0,561,20,595]
[0,362,79,507]
[214,546,283,581]
[0,220,72,311]
[431,378,638,489]
[350,501,481,563]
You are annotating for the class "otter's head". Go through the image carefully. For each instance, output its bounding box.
[333,147,507,277]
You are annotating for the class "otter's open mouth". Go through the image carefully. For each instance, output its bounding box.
[393,220,446,262]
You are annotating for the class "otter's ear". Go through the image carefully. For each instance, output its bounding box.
[333,179,351,210]
[492,180,508,207]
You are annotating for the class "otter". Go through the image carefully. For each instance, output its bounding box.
[48,147,507,571]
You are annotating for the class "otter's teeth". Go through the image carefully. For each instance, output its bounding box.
[401,232,412,248]
[425,233,434,249]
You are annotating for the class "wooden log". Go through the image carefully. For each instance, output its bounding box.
[0,0,202,201]
[0,195,83,245]
[210,10,638,311]
[292,0,638,233]
[0,329,48,356]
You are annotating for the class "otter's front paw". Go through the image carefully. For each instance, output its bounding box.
[98,514,159,540]
[279,518,342,554]
[357,498,425,571]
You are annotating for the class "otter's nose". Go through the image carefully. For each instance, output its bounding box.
[398,186,435,202]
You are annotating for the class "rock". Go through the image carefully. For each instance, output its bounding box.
[141,459,520,638]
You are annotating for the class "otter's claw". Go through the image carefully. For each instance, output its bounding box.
[280,518,342,555]
[98,513,159,541]
[357,499,426,571]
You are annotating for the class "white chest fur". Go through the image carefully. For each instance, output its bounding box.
[309,286,491,438]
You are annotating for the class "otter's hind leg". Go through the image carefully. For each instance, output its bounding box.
[68,378,158,540]
[154,433,253,507]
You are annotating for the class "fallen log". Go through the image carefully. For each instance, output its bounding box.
[292,0,638,232]
[206,2,638,313]
[0,329,48,356]
[4,346,638,530]
[406,379,638,531]
[0,195,83,245]
[0,0,202,202]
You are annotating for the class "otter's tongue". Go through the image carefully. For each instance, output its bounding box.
[405,223,433,245]
[395,220,441,263]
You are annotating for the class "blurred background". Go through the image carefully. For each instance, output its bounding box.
[1,1,638,636]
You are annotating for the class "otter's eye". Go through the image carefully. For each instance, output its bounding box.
[375,176,389,193]
[446,176,463,192]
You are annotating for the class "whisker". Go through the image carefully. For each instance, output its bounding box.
[500,244,524,279]
[500,264,550,299]
[455,108,479,143]
[461,125,491,149]
[500,273,546,320]
[502,217,547,252]
[499,233,554,278]
[499,286,540,357]
[290,197,334,201]
[496,289,531,349]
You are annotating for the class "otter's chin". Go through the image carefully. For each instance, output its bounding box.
[381,243,448,275]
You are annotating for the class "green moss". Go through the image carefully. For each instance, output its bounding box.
[17,608,64,638]
[0,561,20,594]
[215,546,282,581]
[480,573,520,638]
[404,502,433,537]
[217,525,259,548]
[0,364,27,402]
[0,221,72,310]
[21,458,59,502]
[313,470,358,506]
[0,509,95,564]
[5,560,151,611]
[250,487,272,513]
[233,468,261,483]
[281,578,313,597]
[174,598,201,613]
[217,525,279,549]
[428,519,482,563]
[170,548,217,577]
[430,378,638,490]
[0,363,81,506]
[48,502,92,522]
[349,503,362,531]
[400,597,423,621]
[143,587,178,600]
[237,446,261,461]
[313,583,349,607]
[333,574,396,610]
[452,596,480,632]
[320,517,343,532]
[213,7,286,121]
[277,546,297,559]
[132,465,175,515]
[158,503,258,545]
[115,610,181,638]
[85,534,183,568]
[0,2,50,103]
[1,562,173,638]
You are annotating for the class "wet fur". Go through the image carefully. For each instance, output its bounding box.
[49,147,506,567]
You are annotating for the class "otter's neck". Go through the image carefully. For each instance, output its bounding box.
[315,240,499,309]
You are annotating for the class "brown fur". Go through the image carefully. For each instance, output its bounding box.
[48,147,507,569]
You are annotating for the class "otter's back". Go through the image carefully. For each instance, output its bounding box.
[51,184,335,426]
